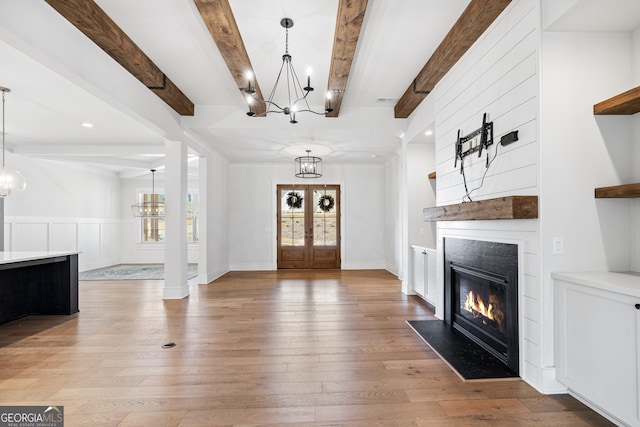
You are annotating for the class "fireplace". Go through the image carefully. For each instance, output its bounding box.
[444,238,519,374]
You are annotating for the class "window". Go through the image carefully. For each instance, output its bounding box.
[138,192,199,243]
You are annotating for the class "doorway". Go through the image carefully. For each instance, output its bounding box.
[277,184,341,269]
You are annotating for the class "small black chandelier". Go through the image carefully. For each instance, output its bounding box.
[244,18,333,124]
[295,150,322,178]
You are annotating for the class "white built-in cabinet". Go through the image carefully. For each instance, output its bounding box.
[553,272,640,427]
[411,246,436,306]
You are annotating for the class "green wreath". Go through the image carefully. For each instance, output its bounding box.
[318,194,335,212]
[286,191,303,209]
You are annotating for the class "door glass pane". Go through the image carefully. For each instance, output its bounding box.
[313,188,337,246]
[280,189,305,246]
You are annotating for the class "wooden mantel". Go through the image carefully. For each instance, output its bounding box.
[423,196,538,221]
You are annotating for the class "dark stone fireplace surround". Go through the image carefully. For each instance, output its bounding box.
[444,238,519,374]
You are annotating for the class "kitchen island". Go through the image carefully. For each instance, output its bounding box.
[0,251,79,325]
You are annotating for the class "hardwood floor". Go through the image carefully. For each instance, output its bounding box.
[0,270,613,426]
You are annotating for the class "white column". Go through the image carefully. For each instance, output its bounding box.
[400,139,411,294]
[197,155,210,284]
[163,139,189,299]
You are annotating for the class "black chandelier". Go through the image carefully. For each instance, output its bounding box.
[244,18,333,124]
[295,150,322,178]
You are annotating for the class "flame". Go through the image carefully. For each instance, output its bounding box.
[464,291,495,321]
[463,290,506,332]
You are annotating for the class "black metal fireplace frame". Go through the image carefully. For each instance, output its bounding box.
[443,238,519,374]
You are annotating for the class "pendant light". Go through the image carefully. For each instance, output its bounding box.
[0,87,26,197]
[243,18,333,123]
[295,150,322,178]
[131,169,165,217]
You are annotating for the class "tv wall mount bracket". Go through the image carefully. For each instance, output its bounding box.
[454,113,494,173]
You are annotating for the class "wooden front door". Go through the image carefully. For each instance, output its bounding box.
[277,184,341,269]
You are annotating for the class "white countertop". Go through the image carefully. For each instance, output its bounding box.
[0,251,79,265]
[552,271,640,298]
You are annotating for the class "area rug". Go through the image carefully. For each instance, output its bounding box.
[79,264,198,281]
[407,320,518,381]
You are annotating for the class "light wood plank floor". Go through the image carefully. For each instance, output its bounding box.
[0,270,613,426]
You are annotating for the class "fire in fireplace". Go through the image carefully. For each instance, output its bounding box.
[464,290,505,331]
[444,238,519,374]
[462,281,506,333]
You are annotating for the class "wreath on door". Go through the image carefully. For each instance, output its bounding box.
[286,191,303,209]
[318,194,335,212]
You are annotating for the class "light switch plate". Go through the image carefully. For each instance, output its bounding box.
[552,237,564,254]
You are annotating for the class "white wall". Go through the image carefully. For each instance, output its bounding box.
[407,0,546,391]
[541,31,633,273]
[632,28,640,273]
[407,142,436,249]
[228,163,387,270]
[384,153,401,276]
[198,153,230,283]
[3,153,121,271]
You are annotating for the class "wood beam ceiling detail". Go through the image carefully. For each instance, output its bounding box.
[394,0,512,119]
[194,0,266,117]
[44,0,195,116]
[326,0,369,117]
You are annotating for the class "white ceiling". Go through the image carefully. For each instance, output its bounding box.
[545,0,640,32]
[0,0,470,175]
[0,0,639,176]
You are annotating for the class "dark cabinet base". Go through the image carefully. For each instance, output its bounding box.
[0,254,78,325]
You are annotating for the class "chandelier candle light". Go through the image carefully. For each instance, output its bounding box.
[295,150,322,178]
[131,169,165,217]
[244,18,333,123]
[0,87,26,198]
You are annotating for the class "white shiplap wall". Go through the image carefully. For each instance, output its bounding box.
[429,0,545,391]
[435,0,539,204]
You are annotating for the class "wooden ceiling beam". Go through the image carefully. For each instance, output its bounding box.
[44,0,194,116]
[194,0,266,117]
[394,0,511,119]
[326,0,368,118]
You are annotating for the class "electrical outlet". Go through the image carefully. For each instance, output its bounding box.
[500,130,519,146]
[552,237,564,255]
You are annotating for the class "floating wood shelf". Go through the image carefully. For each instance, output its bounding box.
[428,171,437,180]
[594,86,640,115]
[595,183,640,198]
[423,196,538,221]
